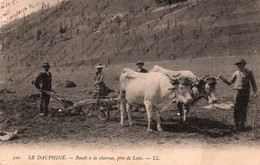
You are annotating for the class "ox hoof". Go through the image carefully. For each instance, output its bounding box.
[178,119,183,124]
[158,129,164,133]
[157,126,163,132]
[129,122,134,127]
[148,129,154,133]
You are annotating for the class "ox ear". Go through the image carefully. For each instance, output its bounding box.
[171,79,179,85]
[165,74,177,81]
[189,77,200,87]
[166,74,180,85]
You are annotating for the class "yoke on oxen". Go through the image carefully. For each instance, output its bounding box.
[149,65,220,123]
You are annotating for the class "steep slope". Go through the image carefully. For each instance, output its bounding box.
[0,0,259,83]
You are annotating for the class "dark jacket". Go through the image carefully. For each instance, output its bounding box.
[137,68,148,73]
[35,71,52,90]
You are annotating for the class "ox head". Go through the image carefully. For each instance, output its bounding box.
[193,75,219,104]
[166,74,193,105]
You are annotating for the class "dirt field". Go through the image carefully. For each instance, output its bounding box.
[1,55,260,149]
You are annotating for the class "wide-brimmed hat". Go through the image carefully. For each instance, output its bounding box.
[95,63,104,69]
[136,61,144,65]
[42,63,51,68]
[234,59,247,65]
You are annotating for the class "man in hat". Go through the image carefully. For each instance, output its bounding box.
[93,63,107,98]
[219,59,257,131]
[136,61,148,73]
[35,63,52,116]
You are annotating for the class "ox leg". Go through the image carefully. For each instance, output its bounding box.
[144,101,153,132]
[177,102,184,123]
[126,104,134,126]
[183,104,190,122]
[120,97,126,126]
[156,111,163,132]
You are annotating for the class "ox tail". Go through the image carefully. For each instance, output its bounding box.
[119,89,126,126]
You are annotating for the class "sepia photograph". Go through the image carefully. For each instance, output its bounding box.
[0,0,260,164]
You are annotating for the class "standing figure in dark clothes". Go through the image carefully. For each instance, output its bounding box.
[219,59,257,131]
[35,63,52,116]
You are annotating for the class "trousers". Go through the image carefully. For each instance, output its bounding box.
[40,92,50,114]
[233,89,250,128]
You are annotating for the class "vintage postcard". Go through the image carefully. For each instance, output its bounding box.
[0,0,260,164]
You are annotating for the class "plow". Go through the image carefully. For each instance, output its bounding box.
[39,89,120,121]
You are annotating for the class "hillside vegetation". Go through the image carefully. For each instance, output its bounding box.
[0,0,259,82]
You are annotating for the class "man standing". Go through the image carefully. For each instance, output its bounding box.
[136,61,148,73]
[35,63,52,116]
[219,59,257,131]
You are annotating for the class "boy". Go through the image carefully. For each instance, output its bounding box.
[219,59,257,131]
[93,63,107,98]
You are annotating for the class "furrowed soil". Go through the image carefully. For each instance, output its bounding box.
[1,55,260,149]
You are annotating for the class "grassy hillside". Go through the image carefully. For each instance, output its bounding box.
[1,1,260,148]
[0,0,259,83]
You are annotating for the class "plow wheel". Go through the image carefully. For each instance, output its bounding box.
[79,104,95,116]
[95,100,110,121]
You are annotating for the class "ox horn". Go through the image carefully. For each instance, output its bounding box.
[204,76,220,81]
[203,75,210,80]
[168,87,176,91]
[165,74,179,84]
[172,73,181,78]
[165,74,174,81]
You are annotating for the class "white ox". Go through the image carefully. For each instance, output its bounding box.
[119,68,193,132]
[150,65,219,122]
